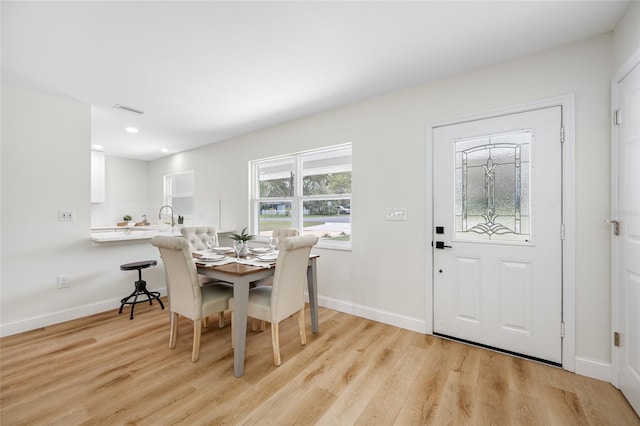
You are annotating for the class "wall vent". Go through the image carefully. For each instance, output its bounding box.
[113,104,145,115]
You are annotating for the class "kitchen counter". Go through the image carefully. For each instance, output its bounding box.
[91,228,179,245]
[90,226,235,246]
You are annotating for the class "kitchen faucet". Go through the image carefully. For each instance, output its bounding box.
[158,205,175,226]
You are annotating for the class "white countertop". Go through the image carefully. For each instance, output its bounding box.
[90,229,180,243]
[90,226,235,245]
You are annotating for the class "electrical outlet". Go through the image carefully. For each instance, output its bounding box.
[57,274,71,289]
[58,210,76,222]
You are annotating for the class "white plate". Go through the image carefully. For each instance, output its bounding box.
[256,254,278,262]
[211,247,233,253]
[197,254,226,262]
[250,247,271,253]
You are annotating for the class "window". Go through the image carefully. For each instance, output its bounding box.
[164,171,195,219]
[455,131,531,242]
[251,144,352,248]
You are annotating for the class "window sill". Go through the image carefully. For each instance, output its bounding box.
[315,239,351,251]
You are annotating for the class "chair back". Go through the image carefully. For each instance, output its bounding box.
[180,226,219,251]
[272,228,300,249]
[151,236,204,320]
[270,234,318,323]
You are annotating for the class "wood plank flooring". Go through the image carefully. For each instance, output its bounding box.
[1,300,638,425]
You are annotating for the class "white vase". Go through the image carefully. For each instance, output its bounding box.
[239,242,249,257]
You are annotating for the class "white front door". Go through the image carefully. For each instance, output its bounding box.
[613,58,640,415]
[433,106,563,364]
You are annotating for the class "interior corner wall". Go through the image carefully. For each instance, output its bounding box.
[149,34,615,365]
[613,1,640,71]
[0,85,165,336]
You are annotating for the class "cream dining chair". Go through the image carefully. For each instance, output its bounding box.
[252,227,299,288]
[271,228,299,247]
[151,235,233,362]
[180,226,219,251]
[251,227,300,331]
[230,234,318,366]
[180,226,232,328]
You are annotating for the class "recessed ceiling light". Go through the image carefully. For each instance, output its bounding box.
[92,144,103,150]
[161,148,168,153]
[125,127,138,133]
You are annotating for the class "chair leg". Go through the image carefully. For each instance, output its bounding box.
[252,318,258,332]
[169,312,178,349]
[192,320,202,363]
[203,317,209,328]
[298,309,307,346]
[271,323,281,366]
[218,311,225,328]
[260,320,266,332]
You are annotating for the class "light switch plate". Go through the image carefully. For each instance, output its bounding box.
[387,208,407,221]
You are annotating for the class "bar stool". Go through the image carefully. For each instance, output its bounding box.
[119,260,165,320]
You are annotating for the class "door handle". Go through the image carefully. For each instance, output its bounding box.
[435,241,452,249]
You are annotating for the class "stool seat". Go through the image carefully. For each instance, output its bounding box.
[119,260,164,320]
[120,260,157,271]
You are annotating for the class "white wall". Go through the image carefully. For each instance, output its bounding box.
[91,155,150,226]
[0,86,166,336]
[148,34,616,365]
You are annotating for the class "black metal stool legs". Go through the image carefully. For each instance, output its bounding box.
[119,261,164,320]
[118,278,165,320]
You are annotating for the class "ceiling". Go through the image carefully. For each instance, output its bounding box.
[2,1,630,161]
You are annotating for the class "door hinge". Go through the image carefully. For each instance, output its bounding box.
[614,331,620,347]
[606,219,620,236]
[561,322,565,338]
[560,224,565,240]
[613,109,622,125]
[560,126,565,143]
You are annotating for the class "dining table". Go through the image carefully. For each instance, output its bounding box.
[195,249,319,377]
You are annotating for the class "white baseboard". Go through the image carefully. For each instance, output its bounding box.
[0,288,167,338]
[575,356,612,382]
[312,294,427,334]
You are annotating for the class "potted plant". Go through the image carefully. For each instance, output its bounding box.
[119,214,133,226]
[229,227,255,256]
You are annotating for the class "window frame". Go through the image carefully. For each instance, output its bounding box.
[163,171,195,220]
[250,144,352,250]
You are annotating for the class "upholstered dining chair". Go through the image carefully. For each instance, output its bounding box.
[151,235,233,362]
[250,227,301,331]
[271,228,299,248]
[230,234,318,366]
[252,228,299,288]
[181,226,231,318]
[180,226,219,251]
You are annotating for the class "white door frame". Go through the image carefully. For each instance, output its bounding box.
[425,94,576,372]
[610,46,640,387]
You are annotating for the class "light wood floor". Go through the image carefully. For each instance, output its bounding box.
[1,300,638,425]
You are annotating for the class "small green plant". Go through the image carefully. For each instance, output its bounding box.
[229,227,256,242]
[123,214,132,222]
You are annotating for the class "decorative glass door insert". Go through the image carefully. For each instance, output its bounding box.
[455,130,531,242]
